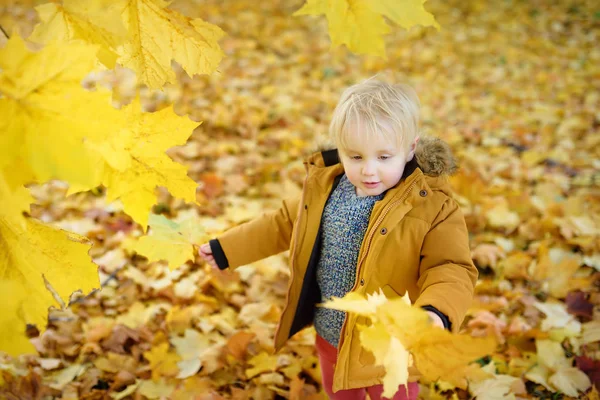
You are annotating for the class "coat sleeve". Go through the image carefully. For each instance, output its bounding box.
[209,196,301,270]
[413,198,478,332]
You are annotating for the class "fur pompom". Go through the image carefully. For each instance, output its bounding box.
[415,136,458,176]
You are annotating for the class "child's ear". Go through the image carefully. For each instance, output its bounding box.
[406,136,420,161]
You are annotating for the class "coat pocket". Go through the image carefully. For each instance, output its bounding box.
[381,284,401,299]
[356,315,376,366]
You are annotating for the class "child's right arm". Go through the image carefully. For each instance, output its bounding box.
[197,196,301,271]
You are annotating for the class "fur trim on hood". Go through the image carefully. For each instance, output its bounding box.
[414,136,458,176]
[307,135,458,177]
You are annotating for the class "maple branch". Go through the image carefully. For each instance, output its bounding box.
[0,25,8,39]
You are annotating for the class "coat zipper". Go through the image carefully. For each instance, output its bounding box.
[335,180,418,378]
[273,164,309,348]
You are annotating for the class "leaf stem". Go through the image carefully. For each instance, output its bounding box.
[0,25,9,39]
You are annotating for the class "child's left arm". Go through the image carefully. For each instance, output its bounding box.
[413,198,478,333]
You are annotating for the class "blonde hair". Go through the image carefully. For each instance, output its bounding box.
[329,78,421,154]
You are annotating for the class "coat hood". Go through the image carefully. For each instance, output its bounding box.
[305,135,459,178]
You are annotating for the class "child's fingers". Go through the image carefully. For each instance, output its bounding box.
[200,243,212,255]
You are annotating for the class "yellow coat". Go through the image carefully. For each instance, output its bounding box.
[209,137,478,392]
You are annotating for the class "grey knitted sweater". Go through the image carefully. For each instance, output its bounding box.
[314,174,384,348]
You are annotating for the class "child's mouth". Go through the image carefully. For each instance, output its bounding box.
[363,182,380,188]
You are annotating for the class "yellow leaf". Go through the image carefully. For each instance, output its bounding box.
[320,291,380,315]
[170,328,221,378]
[411,329,497,387]
[170,376,214,400]
[0,177,99,356]
[246,352,279,379]
[549,367,591,397]
[128,213,205,268]
[94,353,137,373]
[324,290,497,391]
[0,281,36,355]
[118,0,225,88]
[469,364,526,400]
[294,0,389,57]
[294,0,439,57]
[29,0,127,67]
[47,364,87,390]
[533,301,581,333]
[110,381,140,400]
[582,320,600,344]
[143,342,181,380]
[358,323,410,398]
[90,98,199,230]
[369,0,440,31]
[0,34,116,191]
[116,301,169,329]
[535,340,570,370]
[525,339,592,396]
[137,378,176,399]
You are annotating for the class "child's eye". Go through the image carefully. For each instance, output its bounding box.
[379,155,390,160]
[351,156,362,160]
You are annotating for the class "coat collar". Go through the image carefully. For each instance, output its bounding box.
[304,136,457,196]
[308,136,458,178]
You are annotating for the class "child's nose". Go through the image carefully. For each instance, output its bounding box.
[362,161,376,176]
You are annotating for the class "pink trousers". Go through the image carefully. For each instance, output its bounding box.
[315,334,419,400]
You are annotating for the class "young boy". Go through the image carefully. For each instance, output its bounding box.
[199,78,478,399]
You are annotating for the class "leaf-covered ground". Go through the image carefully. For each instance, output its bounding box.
[1,0,599,399]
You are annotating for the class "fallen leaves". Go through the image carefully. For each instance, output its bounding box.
[525,340,591,397]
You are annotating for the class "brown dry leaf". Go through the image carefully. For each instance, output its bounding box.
[467,310,507,344]
[226,331,256,360]
[94,352,137,374]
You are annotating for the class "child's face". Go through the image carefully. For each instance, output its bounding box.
[338,126,418,197]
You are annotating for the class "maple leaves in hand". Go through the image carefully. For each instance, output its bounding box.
[322,290,497,398]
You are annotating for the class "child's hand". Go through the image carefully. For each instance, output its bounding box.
[196,243,218,270]
[426,311,445,329]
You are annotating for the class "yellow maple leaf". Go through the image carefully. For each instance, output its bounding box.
[246,351,280,379]
[87,98,200,230]
[0,176,99,356]
[127,212,205,268]
[410,328,497,388]
[0,34,113,191]
[28,0,225,88]
[294,0,439,57]
[323,290,496,395]
[358,323,411,398]
[170,328,223,378]
[143,342,181,381]
[29,0,127,67]
[119,0,225,88]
